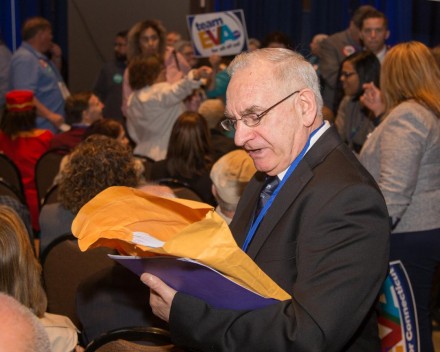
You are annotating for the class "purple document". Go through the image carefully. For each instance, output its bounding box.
[109,254,279,310]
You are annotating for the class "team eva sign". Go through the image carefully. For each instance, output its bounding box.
[187,10,249,58]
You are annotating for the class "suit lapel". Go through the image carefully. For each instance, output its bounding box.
[245,163,313,258]
[232,173,265,248]
[245,127,342,258]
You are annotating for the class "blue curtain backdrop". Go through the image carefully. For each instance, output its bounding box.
[0,0,67,55]
[214,0,440,50]
[1,0,439,54]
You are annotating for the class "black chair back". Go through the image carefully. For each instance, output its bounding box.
[157,178,203,202]
[0,185,33,245]
[0,179,25,204]
[41,184,59,207]
[0,153,25,202]
[85,326,178,352]
[41,234,116,328]
[35,148,68,208]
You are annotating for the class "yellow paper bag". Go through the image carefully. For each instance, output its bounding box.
[72,186,290,301]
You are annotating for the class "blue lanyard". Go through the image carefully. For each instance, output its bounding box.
[241,122,325,252]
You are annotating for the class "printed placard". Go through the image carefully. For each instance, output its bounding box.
[187,10,248,58]
[378,260,420,352]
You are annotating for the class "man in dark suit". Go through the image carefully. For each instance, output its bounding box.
[142,48,389,351]
[320,5,376,112]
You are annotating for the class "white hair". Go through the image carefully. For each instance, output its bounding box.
[0,293,51,352]
[227,48,323,117]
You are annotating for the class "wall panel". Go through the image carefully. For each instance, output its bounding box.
[68,0,191,92]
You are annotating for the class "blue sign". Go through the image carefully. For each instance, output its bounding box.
[378,260,420,351]
[187,10,248,58]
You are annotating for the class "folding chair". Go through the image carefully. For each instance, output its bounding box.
[41,184,59,207]
[41,234,116,328]
[157,178,203,202]
[0,179,25,204]
[85,327,179,352]
[35,148,69,208]
[0,153,25,202]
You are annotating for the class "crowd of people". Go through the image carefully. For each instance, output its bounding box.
[0,4,439,351]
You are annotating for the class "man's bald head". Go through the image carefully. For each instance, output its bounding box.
[0,293,50,352]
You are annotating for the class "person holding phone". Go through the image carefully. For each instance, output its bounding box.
[335,50,381,153]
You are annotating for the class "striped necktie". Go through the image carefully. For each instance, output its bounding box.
[255,176,279,218]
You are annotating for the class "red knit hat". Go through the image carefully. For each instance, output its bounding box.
[5,90,34,112]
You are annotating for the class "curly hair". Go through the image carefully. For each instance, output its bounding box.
[58,135,139,214]
[128,54,164,90]
[127,19,166,61]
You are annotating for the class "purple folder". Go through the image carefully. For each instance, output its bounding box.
[109,254,279,310]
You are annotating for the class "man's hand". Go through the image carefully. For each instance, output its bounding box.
[191,66,213,81]
[49,43,62,58]
[50,43,63,70]
[141,273,177,322]
[47,112,65,127]
[33,98,65,127]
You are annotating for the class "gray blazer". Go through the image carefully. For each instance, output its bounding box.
[360,100,440,233]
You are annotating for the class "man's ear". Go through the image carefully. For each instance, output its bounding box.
[297,89,317,127]
[35,30,44,43]
[385,30,390,40]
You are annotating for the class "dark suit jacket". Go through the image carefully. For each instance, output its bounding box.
[169,127,390,352]
[320,30,362,111]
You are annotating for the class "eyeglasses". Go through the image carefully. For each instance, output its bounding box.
[221,90,300,131]
[340,71,357,78]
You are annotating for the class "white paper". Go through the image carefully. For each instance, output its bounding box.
[131,232,164,248]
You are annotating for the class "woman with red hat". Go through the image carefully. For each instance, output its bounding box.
[0,90,53,232]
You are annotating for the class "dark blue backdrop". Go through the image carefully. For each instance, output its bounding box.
[0,0,67,54]
[1,0,439,58]
[214,0,440,50]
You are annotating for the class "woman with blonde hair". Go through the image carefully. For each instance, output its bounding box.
[0,205,81,351]
[0,205,46,315]
[360,41,440,351]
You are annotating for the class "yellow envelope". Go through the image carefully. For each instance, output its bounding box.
[72,186,290,301]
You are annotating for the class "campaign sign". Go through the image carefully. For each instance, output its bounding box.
[187,10,248,58]
[378,260,419,352]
